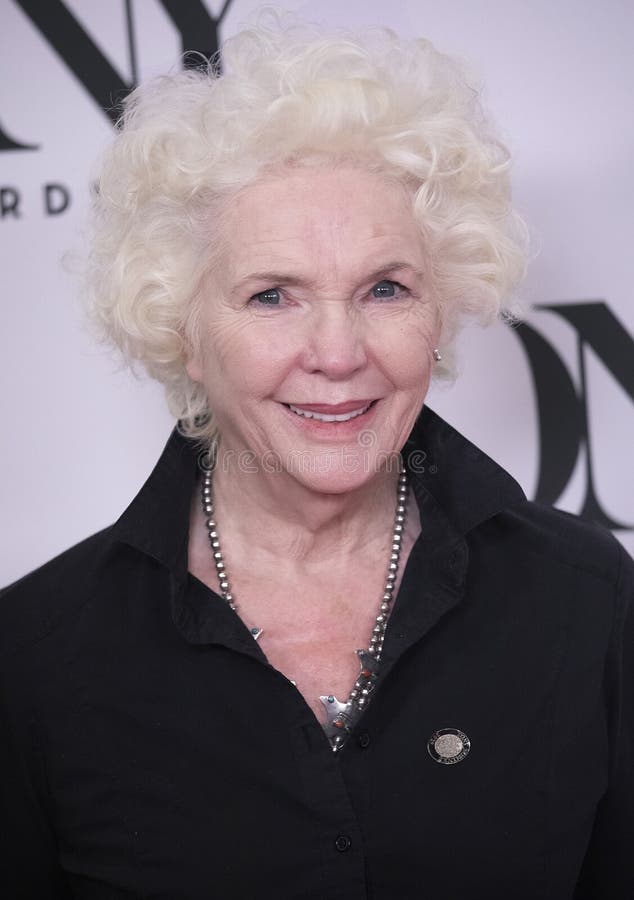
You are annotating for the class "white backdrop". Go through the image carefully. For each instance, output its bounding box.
[1,0,633,586]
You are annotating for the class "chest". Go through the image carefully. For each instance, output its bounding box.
[188,517,418,729]
[41,576,605,900]
[189,544,415,728]
[255,615,379,725]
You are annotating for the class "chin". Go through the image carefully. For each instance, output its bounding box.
[285,450,397,495]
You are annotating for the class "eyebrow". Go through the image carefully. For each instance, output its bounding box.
[233,261,426,291]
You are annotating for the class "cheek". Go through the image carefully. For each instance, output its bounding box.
[373,316,437,387]
[198,317,298,400]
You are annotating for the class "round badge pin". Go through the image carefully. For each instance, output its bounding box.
[427,728,470,765]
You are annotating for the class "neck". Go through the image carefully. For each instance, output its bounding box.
[197,449,402,567]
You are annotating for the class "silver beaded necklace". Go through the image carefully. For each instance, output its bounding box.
[201,457,409,753]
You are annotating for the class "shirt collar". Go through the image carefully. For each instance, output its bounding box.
[110,424,201,579]
[403,406,526,535]
[110,406,526,573]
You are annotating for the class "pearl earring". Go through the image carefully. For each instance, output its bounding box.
[433,348,443,362]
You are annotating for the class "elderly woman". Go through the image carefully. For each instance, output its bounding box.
[1,14,632,900]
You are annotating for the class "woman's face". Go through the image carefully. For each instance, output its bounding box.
[187,166,439,493]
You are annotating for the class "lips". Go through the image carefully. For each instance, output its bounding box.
[287,402,372,422]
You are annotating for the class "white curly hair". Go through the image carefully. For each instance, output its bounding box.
[86,10,527,444]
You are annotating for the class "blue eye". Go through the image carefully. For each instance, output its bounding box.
[251,288,281,305]
[372,280,403,300]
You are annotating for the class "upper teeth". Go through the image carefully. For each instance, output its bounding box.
[288,403,371,422]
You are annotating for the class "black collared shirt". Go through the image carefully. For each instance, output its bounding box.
[1,408,633,899]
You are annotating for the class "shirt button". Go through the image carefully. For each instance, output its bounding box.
[357,731,371,749]
[334,834,351,853]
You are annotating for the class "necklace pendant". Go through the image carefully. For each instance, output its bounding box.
[356,648,381,677]
[250,627,263,641]
[319,694,350,727]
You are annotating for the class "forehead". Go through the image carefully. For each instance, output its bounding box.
[219,166,425,276]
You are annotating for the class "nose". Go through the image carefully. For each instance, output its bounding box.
[301,301,368,378]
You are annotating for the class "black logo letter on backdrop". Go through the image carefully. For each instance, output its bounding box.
[0,120,38,152]
[44,183,70,215]
[514,302,633,529]
[1,187,22,218]
[7,0,235,136]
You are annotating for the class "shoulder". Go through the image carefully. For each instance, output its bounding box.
[472,501,634,639]
[465,503,634,701]
[495,500,629,587]
[0,527,117,658]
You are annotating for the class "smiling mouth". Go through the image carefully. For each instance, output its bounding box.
[283,400,377,422]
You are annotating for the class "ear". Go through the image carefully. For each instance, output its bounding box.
[184,343,204,383]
